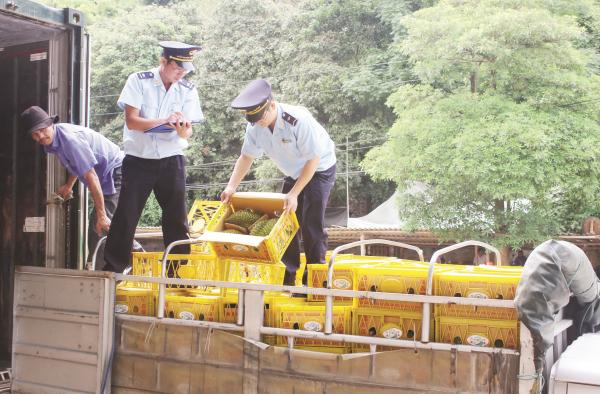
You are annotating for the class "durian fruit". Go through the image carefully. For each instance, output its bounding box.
[250,218,277,236]
[222,228,244,234]
[262,218,277,235]
[224,223,248,234]
[225,208,262,228]
[248,214,269,232]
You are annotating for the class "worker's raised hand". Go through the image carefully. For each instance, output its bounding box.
[174,119,192,139]
[283,192,298,213]
[166,112,191,139]
[166,111,184,125]
[220,186,236,203]
[96,214,111,236]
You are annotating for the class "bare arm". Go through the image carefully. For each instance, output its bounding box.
[221,154,254,203]
[56,175,78,199]
[283,157,320,212]
[83,168,110,235]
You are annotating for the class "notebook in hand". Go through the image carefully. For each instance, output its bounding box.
[143,120,203,133]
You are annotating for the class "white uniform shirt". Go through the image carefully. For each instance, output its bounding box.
[117,67,203,159]
[241,103,336,179]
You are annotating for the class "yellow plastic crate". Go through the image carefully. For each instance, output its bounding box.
[352,308,425,352]
[355,265,429,311]
[115,286,156,316]
[164,293,220,321]
[131,252,220,290]
[307,258,422,303]
[200,193,299,263]
[218,291,305,345]
[222,258,286,285]
[275,304,352,352]
[187,200,221,236]
[434,268,521,320]
[295,259,307,287]
[264,292,307,345]
[190,241,214,256]
[299,252,360,288]
[436,316,519,349]
[218,291,241,324]
[187,200,221,255]
[218,290,303,324]
[307,262,355,303]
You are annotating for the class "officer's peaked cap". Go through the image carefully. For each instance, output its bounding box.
[159,41,201,72]
[231,79,273,123]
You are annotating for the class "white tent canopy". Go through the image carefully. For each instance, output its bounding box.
[345,183,428,229]
[347,191,403,229]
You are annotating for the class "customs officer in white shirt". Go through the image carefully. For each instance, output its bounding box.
[221,79,336,286]
[104,41,204,273]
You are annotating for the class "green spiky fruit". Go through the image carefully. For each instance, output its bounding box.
[250,218,277,236]
[225,209,262,228]
[222,229,244,234]
[248,214,268,232]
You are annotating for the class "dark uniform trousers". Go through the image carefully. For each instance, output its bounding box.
[104,154,190,273]
[282,164,336,285]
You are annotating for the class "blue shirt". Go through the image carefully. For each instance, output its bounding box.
[45,123,124,195]
[117,67,204,159]
[241,103,336,179]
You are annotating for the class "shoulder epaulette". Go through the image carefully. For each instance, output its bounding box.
[178,79,194,89]
[137,71,154,80]
[282,112,298,126]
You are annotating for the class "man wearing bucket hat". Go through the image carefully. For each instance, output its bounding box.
[221,79,337,286]
[103,40,204,273]
[20,105,127,264]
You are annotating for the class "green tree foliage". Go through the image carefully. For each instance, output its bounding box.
[42,0,139,22]
[363,0,600,247]
[271,0,429,213]
[138,193,163,227]
[37,0,447,225]
[89,2,210,135]
[185,0,299,200]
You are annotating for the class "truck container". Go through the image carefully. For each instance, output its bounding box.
[0,0,89,363]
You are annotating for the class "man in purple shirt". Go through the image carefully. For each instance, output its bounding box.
[20,106,126,263]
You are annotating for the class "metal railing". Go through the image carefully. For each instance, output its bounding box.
[0,368,11,393]
[112,237,519,356]
[325,239,424,334]
[89,233,152,271]
[422,240,501,342]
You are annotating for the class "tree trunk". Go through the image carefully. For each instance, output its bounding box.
[470,71,478,93]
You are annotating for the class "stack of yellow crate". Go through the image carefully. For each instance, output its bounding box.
[117,195,299,321]
[306,256,399,303]
[219,291,306,344]
[280,255,398,352]
[275,304,353,353]
[165,289,221,321]
[434,265,523,349]
[351,261,432,352]
[115,286,156,316]
[116,251,220,317]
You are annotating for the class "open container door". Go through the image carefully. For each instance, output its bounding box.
[0,0,89,366]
